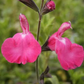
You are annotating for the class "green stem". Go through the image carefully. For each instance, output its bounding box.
[37,14,42,41]
[36,0,44,83]
[36,13,42,83]
[40,0,44,10]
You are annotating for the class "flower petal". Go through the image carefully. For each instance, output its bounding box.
[55,38,84,70]
[1,33,41,64]
[71,43,84,67]
[48,37,56,51]
[58,22,72,36]
[55,37,71,54]
[47,32,58,51]
[1,38,22,64]
[19,14,29,34]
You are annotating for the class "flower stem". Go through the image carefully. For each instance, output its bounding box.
[37,14,42,41]
[36,13,42,84]
[40,0,44,10]
[36,0,44,83]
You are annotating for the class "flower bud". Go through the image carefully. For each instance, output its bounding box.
[46,1,55,10]
[42,0,55,15]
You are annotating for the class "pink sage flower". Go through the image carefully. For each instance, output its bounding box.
[1,14,41,64]
[48,22,84,70]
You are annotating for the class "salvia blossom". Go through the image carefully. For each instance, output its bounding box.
[1,14,41,64]
[43,22,84,70]
[42,0,55,15]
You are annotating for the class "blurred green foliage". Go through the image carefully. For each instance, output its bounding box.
[0,0,84,84]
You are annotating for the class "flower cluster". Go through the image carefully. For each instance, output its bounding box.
[1,0,84,71]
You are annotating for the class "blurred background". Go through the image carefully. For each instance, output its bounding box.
[0,0,84,84]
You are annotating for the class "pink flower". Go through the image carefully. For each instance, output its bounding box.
[48,22,84,70]
[1,14,41,64]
